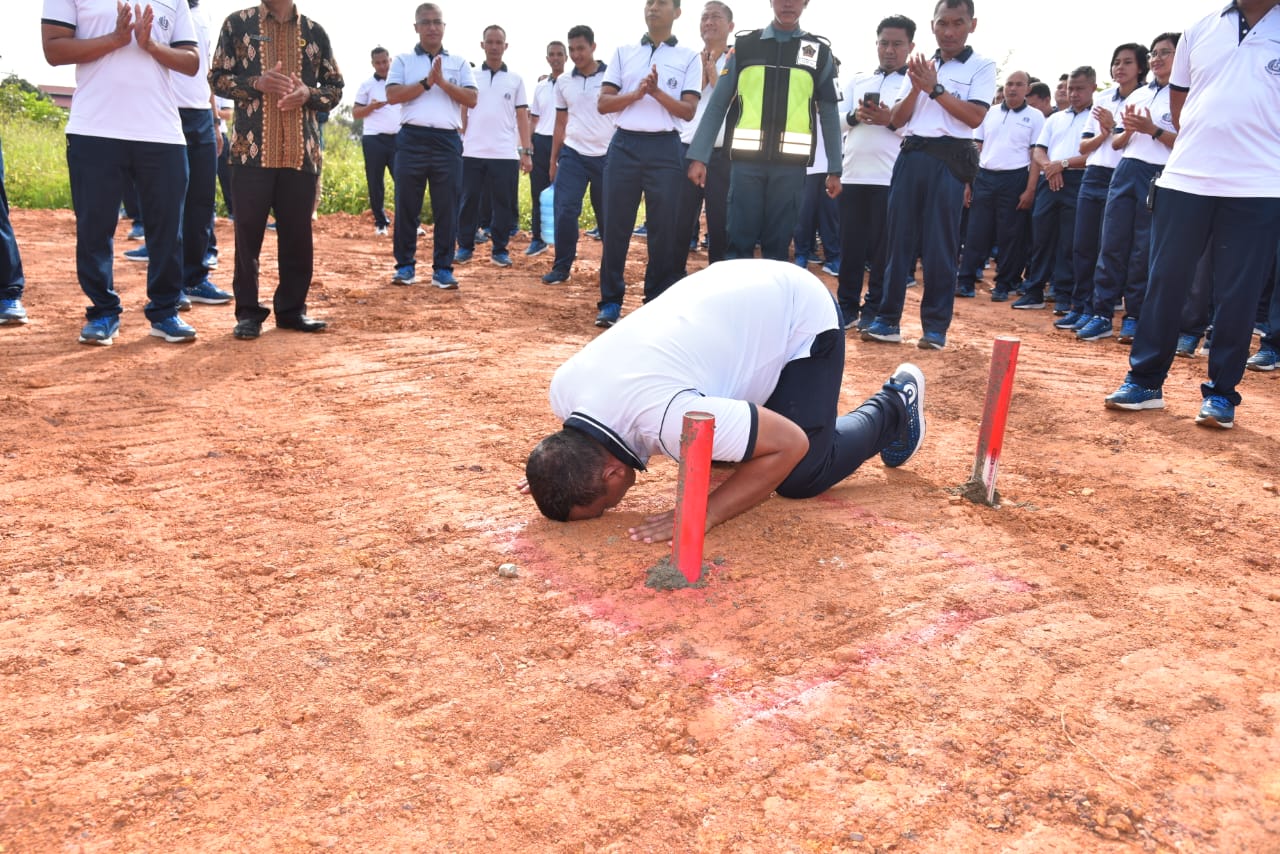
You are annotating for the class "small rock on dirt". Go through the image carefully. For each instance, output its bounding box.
[497,563,519,578]
[627,693,646,709]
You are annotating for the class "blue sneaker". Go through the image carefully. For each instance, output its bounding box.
[990,287,1010,302]
[1195,395,1234,429]
[584,226,601,241]
[266,220,276,231]
[185,280,232,304]
[793,254,808,268]
[525,239,549,257]
[1104,382,1164,411]
[432,270,459,289]
[0,298,28,325]
[955,285,976,298]
[541,269,571,285]
[177,292,192,312]
[392,266,415,286]
[1175,333,1201,358]
[632,225,647,238]
[149,314,196,342]
[861,319,902,343]
[881,363,926,468]
[1117,317,1138,344]
[79,315,120,346]
[594,302,621,328]
[1012,290,1045,310]
[917,331,946,350]
[454,247,474,264]
[1071,312,1094,332]
[822,259,841,277]
[1246,346,1277,372]
[1076,316,1113,341]
[475,228,490,244]
[124,245,149,262]
[127,223,145,241]
[1054,310,1084,329]
[491,251,513,268]
[204,251,218,270]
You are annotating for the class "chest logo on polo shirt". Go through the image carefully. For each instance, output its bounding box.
[504,92,512,100]
[157,15,170,31]
[1162,112,1172,124]
[797,41,819,70]
[1267,58,1280,75]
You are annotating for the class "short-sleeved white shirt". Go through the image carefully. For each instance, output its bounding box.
[388,45,477,130]
[355,75,402,135]
[462,64,527,159]
[1159,3,1280,197]
[840,69,906,186]
[549,260,840,467]
[171,1,212,110]
[215,96,232,133]
[531,75,558,137]
[680,51,729,146]
[1034,105,1091,163]
[555,62,616,157]
[42,0,195,144]
[604,38,701,133]
[1082,85,1128,169]
[1118,82,1175,166]
[898,47,997,139]
[975,102,1043,170]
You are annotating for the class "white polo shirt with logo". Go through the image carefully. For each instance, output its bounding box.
[388,45,477,130]
[555,62,616,157]
[975,101,1043,170]
[355,74,403,136]
[1033,105,1091,164]
[604,37,701,133]
[1081,85,1128,169]
[680,51,730,146]
[42,0,196,144]
[462,63,527,159]
[1159,3,1280,197]
[170,0,213,111]
[531,74,558,137]
[549,260,839,466]
[1117,82,1175,166]
[897,47,997,139]
[840,68,907,186]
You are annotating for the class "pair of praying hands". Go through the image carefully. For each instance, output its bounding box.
[110,2,162,54]
[256,61,312,111]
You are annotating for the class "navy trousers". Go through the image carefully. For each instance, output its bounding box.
[67,134,187,321]
[179,108,217,292]
[394,125,463,275]
[1070,165,1114,312]
[836,183,888,326]
[599,129,684,307]
[550,145,606,277]
[458,157,519,255]
[793,172,841,262]
[529,134,553,239]
[1025,171,1082,302]
[877,150,966,335]
[1125,188,1280,405]
[362,133,397,229]
[0,139,24,300]
[1089,158,1161,320]
[767,327,906,498]
[957,167,1030,293]
[726,160,807,262]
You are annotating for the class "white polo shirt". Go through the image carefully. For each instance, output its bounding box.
[680,50,730,146]
[355,75,402,135]
[604,37,701,133]
[1159,3,1280,197]
[1033,105,1091,164]
[531,75,558,137]
[388,45,477,130]
[549,260,839,467]
[42,0,195,144]
[216,96,232,134]
[975,101,1044,170]
[840,68,907,186]
[556,62,616,157]
[1081,85,1128,169]
[462,63,527,159]
[898,47,997,139]
[1117,82,1175,166]
[171,1,213,110]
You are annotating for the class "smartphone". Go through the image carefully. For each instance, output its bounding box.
[863,92,881,107]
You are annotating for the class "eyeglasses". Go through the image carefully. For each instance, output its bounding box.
[416,18,445,27]
[1151,49,1174,58]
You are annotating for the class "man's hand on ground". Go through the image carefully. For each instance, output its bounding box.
[628,510,675,544]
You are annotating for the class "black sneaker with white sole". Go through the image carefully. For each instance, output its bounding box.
[880,363,926,468]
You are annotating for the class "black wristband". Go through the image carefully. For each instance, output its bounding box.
[846,110,858,127]
[421,76,432,91]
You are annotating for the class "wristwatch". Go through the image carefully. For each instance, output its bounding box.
[1153,128,1165,139]
[929,83,946,100]
[1060,159,1069,170]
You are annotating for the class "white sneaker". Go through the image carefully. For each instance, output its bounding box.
[375,226,388,236]
[416,226,427,237]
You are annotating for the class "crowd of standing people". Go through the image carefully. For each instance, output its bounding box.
[2,0,1278,430]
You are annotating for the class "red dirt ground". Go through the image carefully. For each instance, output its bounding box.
[2,209,1278,853]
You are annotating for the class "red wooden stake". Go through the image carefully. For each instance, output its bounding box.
[966,336,1021,506]
[672,412,715,584]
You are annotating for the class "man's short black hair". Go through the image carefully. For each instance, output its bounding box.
[483,24,506,41]
[877,15,916,42]
[934,0,975,18]
[567,24,595,44]
[1029,82,1051,99]
[1111,43,1150,84]
[371,46,389,58]
[1069,66,1097,84]
[526,428,609,521]
[547,40,566,52]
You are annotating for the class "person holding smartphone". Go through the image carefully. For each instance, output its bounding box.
[834,14,915,330]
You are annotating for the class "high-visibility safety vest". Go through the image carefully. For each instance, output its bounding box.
[726,29,832,166]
